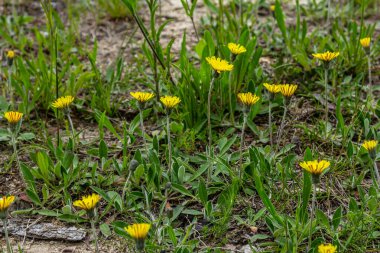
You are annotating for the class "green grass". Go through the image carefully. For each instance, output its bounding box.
[0,0,380,252]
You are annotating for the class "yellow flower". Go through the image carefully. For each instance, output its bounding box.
[318,243,337,253]
[362,140,377,152]
[270,5,275,11]
[124,223,151,240]
[263,83,281,94]
[312,51,340,62]
[0,196,15,212]
[52,96,74,109]
[280,84,298,97]
[299,160,330,176]
[228,43,247,55]
[130,91,155,103]
[160,96,181,109]
[206,56,233,73]
[7,50,15,59]
[73,193,101,211]
[4,111,23,124]
[360,37,371,48]
[237,92,260,106]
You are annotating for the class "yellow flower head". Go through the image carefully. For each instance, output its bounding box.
[280,84,298,97]
[124,223,151,240]
[160,96,181,109]
[7,50,15,59]
[206,56,233,73]
[52,96,74,109]
[237,92,260,106]
[0,196,15,212]
[130,91,155,103]
[299,160,330,175]
[270,5,275,11]
[228,43,247,55]
[318,243,337,253]
[312,51,340,62]
[4,111,23,124]
[362,140,377,152]
[360,37,371,48]
[73,193,101,211]
[263,83,281,94]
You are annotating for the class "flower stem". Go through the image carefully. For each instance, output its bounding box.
[3,217,12,253]
[309,183,317,250]
[166,113,172,178]
[239,110,248,176]
[367,54,372,95]
[269,99,273,147]
[8,67,14,110]
[373,159,380,186]
[324,67,328,125]
[276,100,287,150]
[11,130,21,172]
[228,67,235,125]
[138,104,147,153]
[90,218,99,253]
[66,110,75,149]
[207,76,216,149]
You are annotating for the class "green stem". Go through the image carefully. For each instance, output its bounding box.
[239,110,248,176]
[90,218,99,253]
[138,104,147,153]
[276,101,287,149]
[373,159,380,186]
[8,67,13,110]
[166,113,172,178]
[368,54,372,93]
[66,111,75,150]
[4,217,12,253]
[207,76,216,149]
[309,183,317,250]
[228,70,234,124]
[269,99,273,147]
[11,130,21,172]
[324,67,328,124]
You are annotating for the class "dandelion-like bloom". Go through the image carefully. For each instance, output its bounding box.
[125,223,151,251]
[280,84,298,97]
[263,83,281,94]
[130,91,155,103]
[7,50,15,59]
[73,193,101,211]
[52,96,74,109]
[312,51,340,62]
[362,140,378,152]
[0,196,15,213]
[299,160,330,180]
[206,56,233,74]
[360,37,371,48]
[237,92,260,106]
[125,223,151,240]
[4,111,23,124]
[270,5,275,11]
[318,243,337,253]
[160,96,181,109]
[228,43,247,55]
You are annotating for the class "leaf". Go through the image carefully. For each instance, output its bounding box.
[37,151,50,179]
[332,206,342,231]
[100,223,112,237]
[197,179,208,205]
[18,132,35,141]
[99,139,108,159]
[171,183,194,198]
[252,165,283,225]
